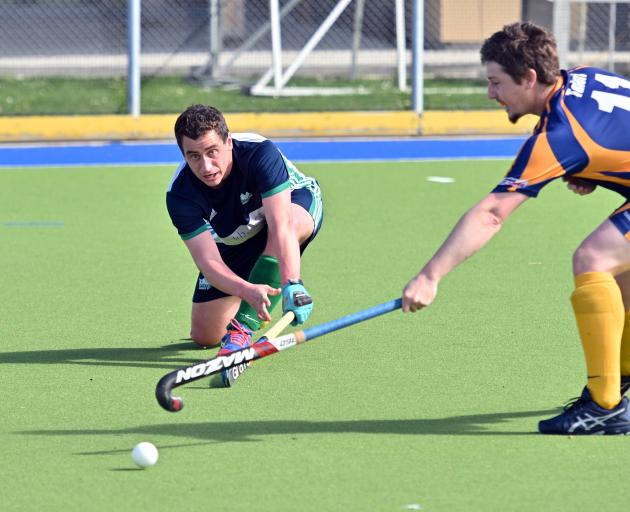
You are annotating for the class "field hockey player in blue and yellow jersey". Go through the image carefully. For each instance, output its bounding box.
[401,22,630,435]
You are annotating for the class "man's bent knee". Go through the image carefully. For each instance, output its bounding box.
[572,244,601,275]
[190,297,239,348]
[190,316,230,347]
[291,203,315,244]
[190,327,222,348]
[573,220,630,276]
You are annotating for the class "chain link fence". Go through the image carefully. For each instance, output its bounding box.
[0,0,407,79]
[551,0,630,74]
[424,0,630,78]
[2,1,630,111]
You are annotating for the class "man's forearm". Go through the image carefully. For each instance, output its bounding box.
[198,259,250,298]
[184,232,252,298]
[402,192,527,312]
[421,204,503,281]
[274,233,301,284]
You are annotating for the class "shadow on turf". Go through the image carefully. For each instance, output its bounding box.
[0,340,213,370]
[21,409,555,439]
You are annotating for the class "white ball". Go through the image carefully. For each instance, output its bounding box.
[131,442,159,468]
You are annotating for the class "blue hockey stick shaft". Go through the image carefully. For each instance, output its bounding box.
[300,298,402,341]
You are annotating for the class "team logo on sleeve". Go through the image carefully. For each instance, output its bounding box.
[498,177,529,189]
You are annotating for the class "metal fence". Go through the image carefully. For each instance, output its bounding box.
[551,0,630,74]
[2,1,630,105]
[0,0,408,79]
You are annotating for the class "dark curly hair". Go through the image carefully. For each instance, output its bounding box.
[480,22,560,85]
[174,104,229,152]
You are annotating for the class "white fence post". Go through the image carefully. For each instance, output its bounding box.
[553,0,571,69]
[411,0,423,115]
[127,0,141,116]
[269,0,283,94]
[395,0,407,92]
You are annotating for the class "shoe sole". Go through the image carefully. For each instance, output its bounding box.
[539,425,630,435]
[565,430,630,436]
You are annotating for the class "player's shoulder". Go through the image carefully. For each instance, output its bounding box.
[564,66,629,93]
[232,133,277,155]
[167,161,196,198]
[232,132,268,143]
[232,133,281,165]
[232,133,271,149]
[566,65,606,77]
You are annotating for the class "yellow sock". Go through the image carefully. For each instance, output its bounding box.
[619,311,630,377]
[571,272,624,409]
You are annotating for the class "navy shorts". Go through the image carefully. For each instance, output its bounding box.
[192,187,323,303]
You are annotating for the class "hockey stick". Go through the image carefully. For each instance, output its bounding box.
[157,312,294,411]
[156,298,402,412]
[208,311,296,388]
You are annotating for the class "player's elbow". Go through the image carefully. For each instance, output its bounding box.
[475,210,504,238]
[485,209,506,227]
[472,202,507,231]
[475,192,524,228]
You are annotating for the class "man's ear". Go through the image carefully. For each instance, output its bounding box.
[525,68,538,89]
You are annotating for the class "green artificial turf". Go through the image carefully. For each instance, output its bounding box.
[1,159,628,511]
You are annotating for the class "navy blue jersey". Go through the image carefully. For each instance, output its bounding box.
[167,133,320,256]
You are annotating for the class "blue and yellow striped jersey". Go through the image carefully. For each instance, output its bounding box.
[493,67,630,199]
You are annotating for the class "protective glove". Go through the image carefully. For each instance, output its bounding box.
[282,279,313,325]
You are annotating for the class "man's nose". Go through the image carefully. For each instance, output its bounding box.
[200,155,212,170]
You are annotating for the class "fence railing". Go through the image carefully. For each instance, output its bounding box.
[2,0,630,115]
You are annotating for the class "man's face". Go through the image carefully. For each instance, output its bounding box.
[181,130,233,188]
[485,61,534,124]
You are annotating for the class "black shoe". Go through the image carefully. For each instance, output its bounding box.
[539,387,630,435]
